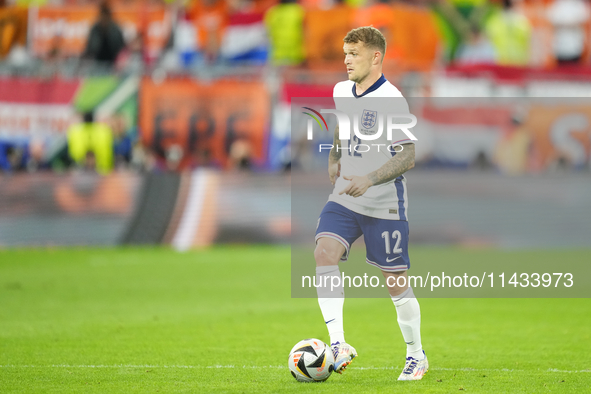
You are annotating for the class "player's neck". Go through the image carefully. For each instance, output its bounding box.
[355,70,383,95]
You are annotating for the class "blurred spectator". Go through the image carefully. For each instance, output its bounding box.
[456,25,496,64]
[228,139,252,170]
[165,144,184,172]
[0,142,27,173]
[355,0,396,60]
[485,0,531,66]
[26,138,49,173]
[110,115,134,168]
[83,2,125,66]
[433,0,492,61]
[116,34,146,74]
[158,9,199,72]
[0,6,28,62]
[516,0,553,68]
[494,107,531,175]
[547,0,590,65]
[130,142,149,172]
[188,0,229,63]
[6,44,31,68]
[305,0,354,65]
[67,112,114,174]
[264,0,305,65]
[389,0,442,71]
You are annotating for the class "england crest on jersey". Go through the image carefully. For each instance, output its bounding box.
[361,109,377,129]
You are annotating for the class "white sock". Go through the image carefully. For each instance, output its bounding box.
[316,265,345,345]
[392,287,423,360]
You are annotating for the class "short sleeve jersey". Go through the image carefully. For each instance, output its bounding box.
[328,74,414,221]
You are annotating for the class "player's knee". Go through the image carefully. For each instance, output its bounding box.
[314,245,342,266]
[382,271,409,295]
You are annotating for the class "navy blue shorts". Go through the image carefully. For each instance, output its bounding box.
[315,201,410,272]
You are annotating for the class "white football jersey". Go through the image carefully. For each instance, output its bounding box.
[328,75,414,220]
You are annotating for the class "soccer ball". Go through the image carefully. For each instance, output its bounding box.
[288,338,335,382]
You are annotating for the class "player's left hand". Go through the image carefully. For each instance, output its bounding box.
[339,175,373,197]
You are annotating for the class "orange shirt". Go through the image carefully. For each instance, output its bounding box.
[305,4,354,63]
[390,3,440,71]
[188,0,229,53]
[355,3,397,59]
[354,2,441,70]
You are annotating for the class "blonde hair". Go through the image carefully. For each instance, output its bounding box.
[344,26,386,57]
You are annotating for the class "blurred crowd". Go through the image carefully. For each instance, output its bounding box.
[2,0,591,175]
[0,109,257,174]
[2,0,591,72]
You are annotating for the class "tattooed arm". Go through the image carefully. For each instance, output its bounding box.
[328,125,341,185]
[368,143,415,186]
[339,144,415,198]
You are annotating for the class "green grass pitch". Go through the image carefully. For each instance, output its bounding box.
[1,246,590,393]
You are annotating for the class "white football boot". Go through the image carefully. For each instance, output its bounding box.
[397,351,428,381]
[331,342,358,374]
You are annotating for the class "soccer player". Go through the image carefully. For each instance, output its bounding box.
[314,27,427,381]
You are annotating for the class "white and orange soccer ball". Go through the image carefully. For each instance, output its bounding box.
[288,338,335,382]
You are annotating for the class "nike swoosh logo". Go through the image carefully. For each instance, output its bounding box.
[325,319,335,324]
[386,256,402,263]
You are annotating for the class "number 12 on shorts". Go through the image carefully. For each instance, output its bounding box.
[382,230,403,254]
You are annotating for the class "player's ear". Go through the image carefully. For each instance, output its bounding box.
[374,51,381,64]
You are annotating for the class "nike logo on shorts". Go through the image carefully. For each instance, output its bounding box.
[386,256,401,263]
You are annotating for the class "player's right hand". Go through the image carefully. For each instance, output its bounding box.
[329,162,341,185]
